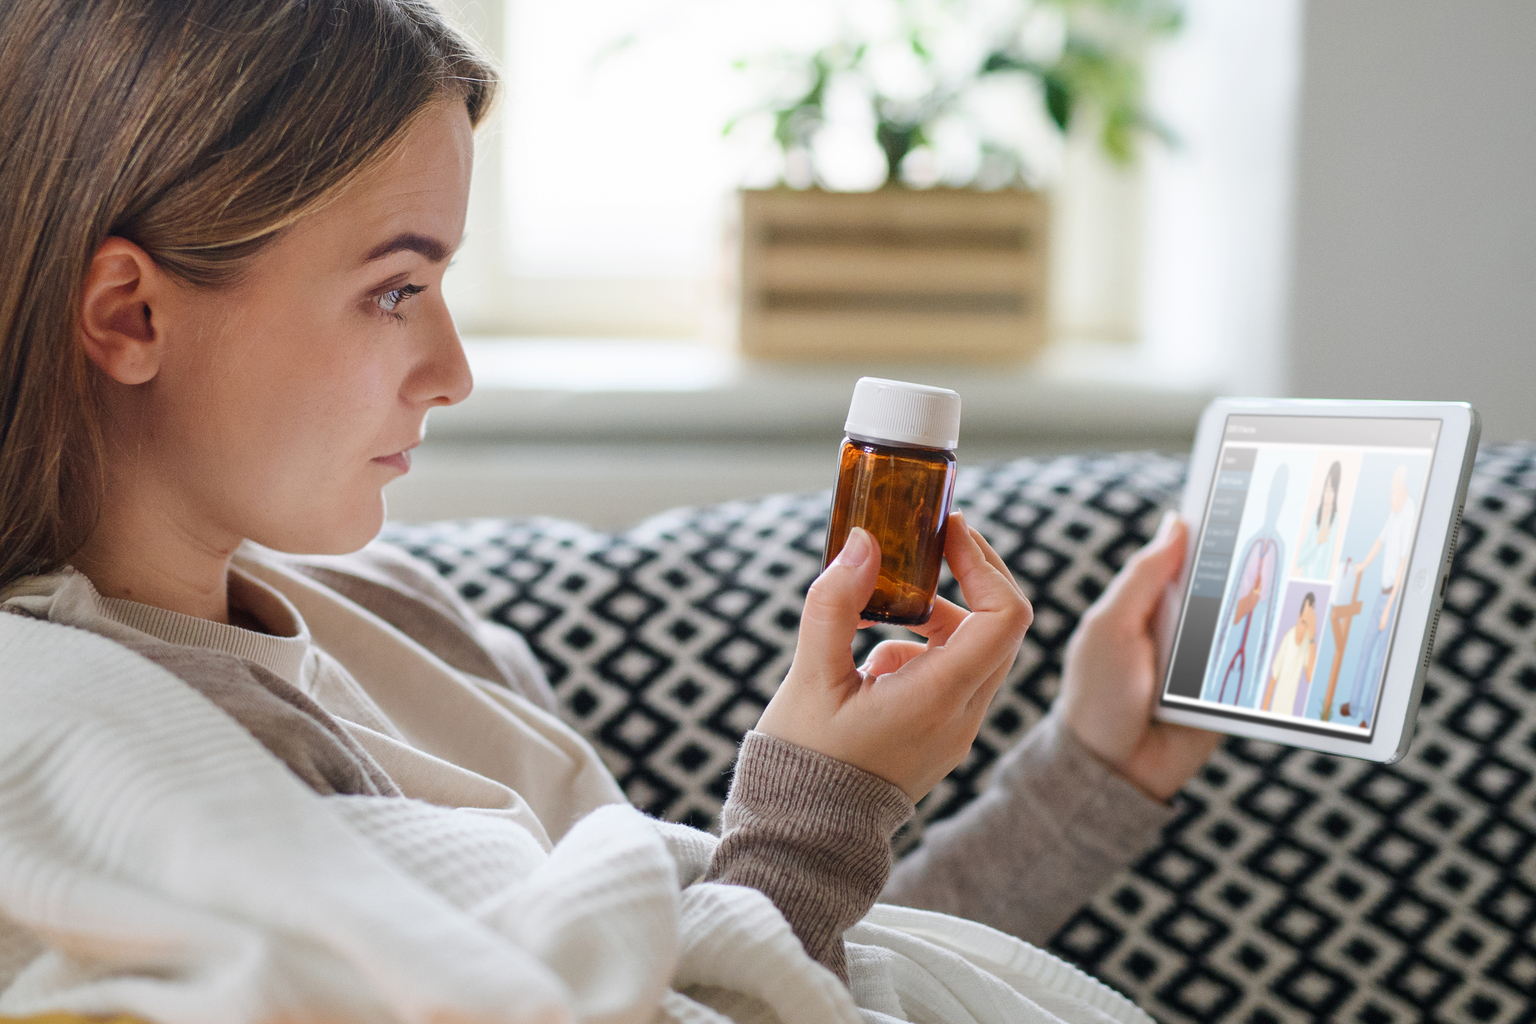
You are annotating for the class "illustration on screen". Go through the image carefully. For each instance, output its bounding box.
[1164,416,1435,737]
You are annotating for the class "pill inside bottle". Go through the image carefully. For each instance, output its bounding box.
[823,377,960,626]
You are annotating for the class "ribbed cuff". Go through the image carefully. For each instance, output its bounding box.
[726,731,915,838]
[708,731,914,982]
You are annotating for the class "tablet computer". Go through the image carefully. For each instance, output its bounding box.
[1155,398,1480,763]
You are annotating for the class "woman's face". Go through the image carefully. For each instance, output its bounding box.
[114,100,474,557]
[1320,480,1336,524]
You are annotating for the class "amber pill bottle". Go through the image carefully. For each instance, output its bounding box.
[823,377,961,626]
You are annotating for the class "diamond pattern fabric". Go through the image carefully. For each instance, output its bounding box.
[384,445,1536,1024]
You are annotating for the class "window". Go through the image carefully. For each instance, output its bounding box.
[438,0,1148,349]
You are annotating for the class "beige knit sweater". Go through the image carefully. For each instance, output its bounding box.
[1,540,1171,985]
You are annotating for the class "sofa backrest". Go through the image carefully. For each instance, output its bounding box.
[386,444,1536,1024]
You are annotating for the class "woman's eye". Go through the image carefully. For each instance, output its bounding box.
[376,283,427,318]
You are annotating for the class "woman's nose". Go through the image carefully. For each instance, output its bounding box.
[408,306,473,408]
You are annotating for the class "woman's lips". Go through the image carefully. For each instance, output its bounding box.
[372,450,411,472]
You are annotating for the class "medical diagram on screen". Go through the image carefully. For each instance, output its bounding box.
[1193,438,1429,732]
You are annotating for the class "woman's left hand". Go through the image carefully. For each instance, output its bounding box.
[1057,513,1223,802]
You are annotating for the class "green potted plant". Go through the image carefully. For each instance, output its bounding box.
[729,0,1181,363]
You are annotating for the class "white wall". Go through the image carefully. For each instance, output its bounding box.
[1287,1,1536,442]
[1138,0,1304,397]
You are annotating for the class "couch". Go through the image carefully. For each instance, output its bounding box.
[382,444,1536,1024]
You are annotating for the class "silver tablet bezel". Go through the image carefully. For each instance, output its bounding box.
[1153,398,1479,763]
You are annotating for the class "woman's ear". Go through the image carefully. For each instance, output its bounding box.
[79,237,166,385]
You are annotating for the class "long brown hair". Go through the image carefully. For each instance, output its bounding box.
[0,0,495,590]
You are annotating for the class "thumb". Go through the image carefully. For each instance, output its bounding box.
[1102,512,1188,623]
[796,527,880,670]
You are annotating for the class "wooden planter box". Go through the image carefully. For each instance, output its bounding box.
[735,186,1049,363]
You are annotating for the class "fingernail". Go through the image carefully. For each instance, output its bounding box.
[833,527,872,568]
[1154,510,1178,542]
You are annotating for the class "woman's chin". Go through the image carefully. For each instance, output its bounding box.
[334,498,389,554]
[256,497,387,556]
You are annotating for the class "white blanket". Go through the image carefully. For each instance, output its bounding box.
[0,613,1152,1024]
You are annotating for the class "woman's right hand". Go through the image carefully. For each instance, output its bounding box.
[755,513,1033,803]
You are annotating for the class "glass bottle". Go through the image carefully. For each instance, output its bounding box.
[823,377,961,626]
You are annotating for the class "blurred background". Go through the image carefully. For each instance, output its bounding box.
[391,0,1536,528]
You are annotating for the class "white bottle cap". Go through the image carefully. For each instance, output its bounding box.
[844,377,961,450]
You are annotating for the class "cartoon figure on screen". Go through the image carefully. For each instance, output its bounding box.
[1294,461,1342,579]
[1204,463,1288,707]
[1333,465,1416,728]
[1262,591,1318,715]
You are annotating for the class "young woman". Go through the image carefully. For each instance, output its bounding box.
[1295,461,1344,579]
[0,1,1218,1019]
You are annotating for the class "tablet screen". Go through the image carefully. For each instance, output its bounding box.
[1161,414,1441,740]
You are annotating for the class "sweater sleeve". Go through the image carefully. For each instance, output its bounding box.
[881,712,1176,945]
[706,731,914,983]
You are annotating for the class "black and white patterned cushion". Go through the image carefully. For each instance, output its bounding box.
[383,444,1536,1024]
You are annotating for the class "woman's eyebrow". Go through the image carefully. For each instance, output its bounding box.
[359,232,458,265]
